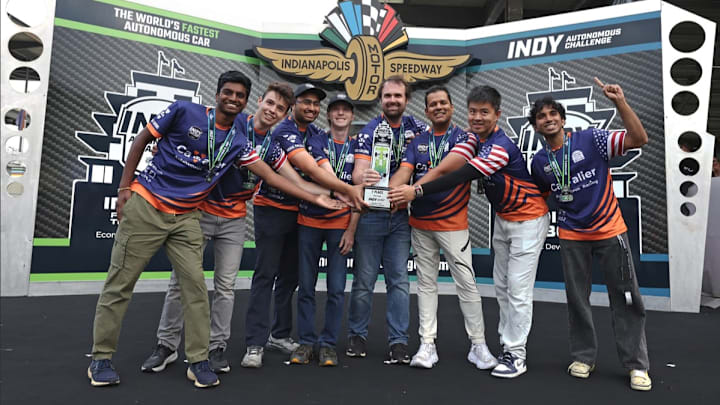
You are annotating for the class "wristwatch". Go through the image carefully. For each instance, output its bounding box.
[413,184,423,198]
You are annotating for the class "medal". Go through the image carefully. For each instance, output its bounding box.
[328,135,350,179]
[559,185,574,202]
[544,132,573,203]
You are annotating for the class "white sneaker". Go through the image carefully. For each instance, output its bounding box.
[467,343,498,370]
[410,343,439,369]
[491,352,527,378]
[240,346,263,368]
[265,335,300,354]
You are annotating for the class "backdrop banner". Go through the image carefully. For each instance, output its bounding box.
[32,0,671,295]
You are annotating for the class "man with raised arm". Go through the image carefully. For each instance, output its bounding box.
[528,78,652,391]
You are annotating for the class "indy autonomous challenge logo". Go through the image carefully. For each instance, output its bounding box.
[73,51,202,227]
[254,0,470,102]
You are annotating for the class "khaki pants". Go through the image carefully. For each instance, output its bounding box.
[91,193,210,363]
[412,227,487,344]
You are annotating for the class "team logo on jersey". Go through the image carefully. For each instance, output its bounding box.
[254,0,470,102]
[187,126,203,140]
[73,51,202,227]
[543,164,552,174]
[417,143,428,153]
[572,149,585,163]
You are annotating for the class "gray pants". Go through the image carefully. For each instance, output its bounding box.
[156,212,246,352]
[559,232,649,371]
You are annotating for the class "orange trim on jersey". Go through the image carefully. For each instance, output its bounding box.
[287,148,306,160]
[317,158,329,166]
[496,174,549,221]
[199,200,248,218]
[297,208,351,230]
[146,123,162,139]
[410,183,470,231]
[354,154,371,161]
[559,215,627,241]
[401,162,414,169]
[204,107,232,130]
[252,195,299,211]
[130,182,197,214]
[559,173,627,240]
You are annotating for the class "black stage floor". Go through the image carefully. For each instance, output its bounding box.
[1,291,718,404]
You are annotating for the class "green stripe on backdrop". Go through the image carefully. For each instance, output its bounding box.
[94,0,320,40]
[54,18,265,64]
[33,238,71,246]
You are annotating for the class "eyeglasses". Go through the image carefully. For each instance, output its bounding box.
[297,98,321,107]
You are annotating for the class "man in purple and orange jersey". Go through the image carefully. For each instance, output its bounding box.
[290,93,359,367]
[347,76,427,364]
[242,83,365,368]
[388,86,495,370]
[141,82,336,375]
[529,78,652,391]
[390,85,550,378]
[88,72,341,389]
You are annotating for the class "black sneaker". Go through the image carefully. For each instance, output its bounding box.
[385,343,410,365]
[346,335,367,358]
[87,359,120,386]
[318,346,338,367]
[140,344,178,372]
[209,347,230,373]
[186,360,220,388]
[289,344,313,364]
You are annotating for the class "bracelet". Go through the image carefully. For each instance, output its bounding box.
[414,184,424,198]
[117,187,131,192]
[329,189,336,199]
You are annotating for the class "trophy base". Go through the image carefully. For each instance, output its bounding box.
[364,186,391,211]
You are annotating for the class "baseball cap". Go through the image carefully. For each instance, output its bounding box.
[327,93,354,111]
[294,83,327,100]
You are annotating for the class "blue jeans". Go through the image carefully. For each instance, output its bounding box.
[297,225,348,348]
[348,210,411,345]
[245,205,298,347]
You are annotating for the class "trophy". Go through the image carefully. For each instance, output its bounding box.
[363,122,393,210]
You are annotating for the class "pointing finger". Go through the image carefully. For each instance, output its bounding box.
[593,77,605,88]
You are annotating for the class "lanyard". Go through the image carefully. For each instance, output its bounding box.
[544,132,571,190]
[207,109,237,178]
[428,125,453,168]
[247,117,272,161]
[327,136,350,178]
[391,121,405,164]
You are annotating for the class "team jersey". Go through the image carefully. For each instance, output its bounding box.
[199,115,286,218]
[132,101,259,214]
[254,115,326,211]
[401,125,471,231]
[451,126,548,222]
[298,133,356,229]
[355,114,427,177]
[530,128,627,240]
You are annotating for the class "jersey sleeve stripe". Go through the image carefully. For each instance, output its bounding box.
[146,123,163,139]
[238,151,260,166]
